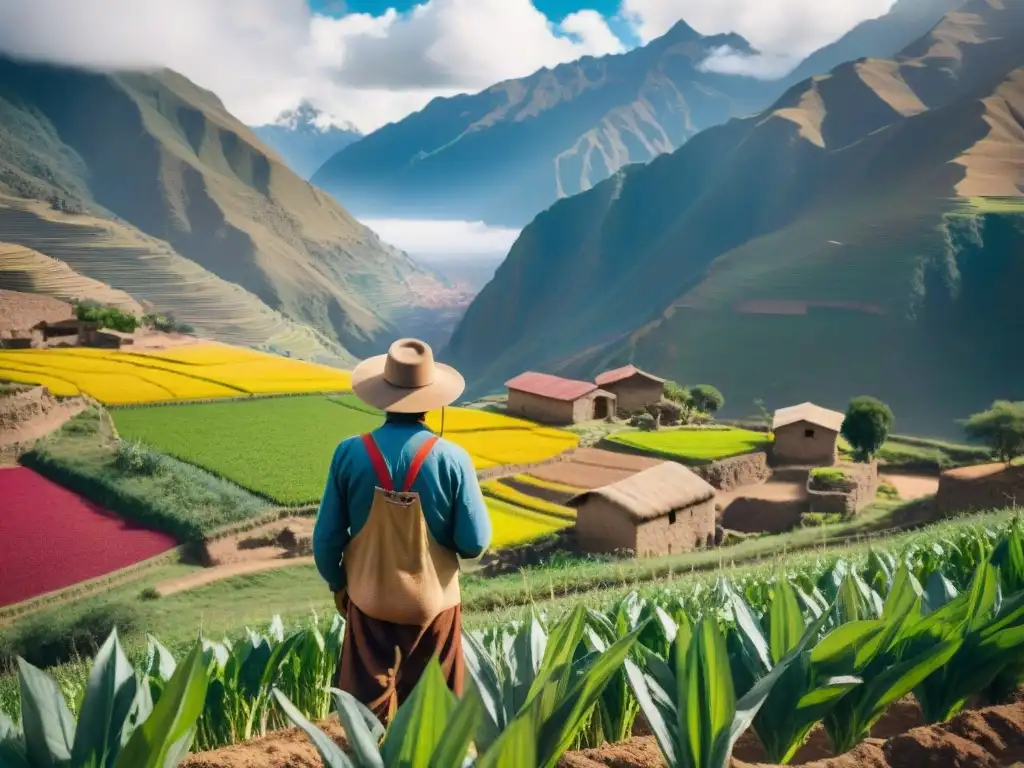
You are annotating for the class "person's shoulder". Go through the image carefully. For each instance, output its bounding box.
[432,435,474,468]
[333,434,365,459]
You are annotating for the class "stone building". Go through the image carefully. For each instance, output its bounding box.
[772,402,845,466]
[567,461,717,557]
[594,365,665,413]
[505,372,616,425]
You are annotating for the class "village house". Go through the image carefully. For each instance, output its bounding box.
[505,372,616,425]
[594,364,665,413]
[567,462,717,557]
[772,402,845,466]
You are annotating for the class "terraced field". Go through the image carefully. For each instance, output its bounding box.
[0,346,353,405]
[606,426,772,462]
[0,198,350,364]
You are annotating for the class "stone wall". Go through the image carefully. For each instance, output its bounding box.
[695,450,772,491]
[807,461,879,515]
[937,464,1024,516]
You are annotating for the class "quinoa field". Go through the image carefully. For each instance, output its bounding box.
[0,467,177,606]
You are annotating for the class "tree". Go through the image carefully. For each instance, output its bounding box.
[689,384,725,414]
[841,396,894,461]
[963,401,1024,466]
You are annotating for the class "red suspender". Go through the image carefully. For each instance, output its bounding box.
[361,433,439,493]
[361,433,393,492]
[403,436,439,492]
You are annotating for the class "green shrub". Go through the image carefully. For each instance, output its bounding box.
[690,384,725,414]
[963,401,1024,466]
[841,396,894,461]
[810,467,848,487]
[801,512,845,527]
[0,603,140,671]
[877,481,900,499]
[75,300,139,332]
[115,439,162,475]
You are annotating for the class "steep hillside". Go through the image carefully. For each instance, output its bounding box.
[252,103,362,180]
[312,22,777,227]
[0,58,443,358]
[443,0,1024,437]
[781,0,966,89]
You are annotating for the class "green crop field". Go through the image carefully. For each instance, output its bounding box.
[113,396,381,505]
[606,426,771,462]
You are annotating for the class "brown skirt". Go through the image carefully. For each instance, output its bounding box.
[337,601,464,726]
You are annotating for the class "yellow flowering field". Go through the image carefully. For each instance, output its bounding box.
[486,497,571,549]
[0,344,352,404]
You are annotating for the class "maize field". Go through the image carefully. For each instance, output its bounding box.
[4,517,1023,767]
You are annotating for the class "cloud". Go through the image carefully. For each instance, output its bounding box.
[362,219,520,259]
[621,0,897,58]
[697,47,801,80]
[0,0,624,132]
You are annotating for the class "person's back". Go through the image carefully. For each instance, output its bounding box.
[311,339,491,724]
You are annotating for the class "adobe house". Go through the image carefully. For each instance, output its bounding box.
[505,372,616,425]
[772,402,845,466]
[567,462,717,557]
[594,364,665,413]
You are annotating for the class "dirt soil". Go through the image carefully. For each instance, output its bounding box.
[154,517,315,597]
[526,447,660,489]
[181,697,1024,767]
[880,473,939,500]
[0,385,86,464]
[0,288,73,333]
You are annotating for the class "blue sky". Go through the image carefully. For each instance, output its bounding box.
[315,0,623,22]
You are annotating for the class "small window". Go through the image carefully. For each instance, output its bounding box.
[668,510,677,524]
[804,428,815,438]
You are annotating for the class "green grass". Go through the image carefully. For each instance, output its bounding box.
[605,426,771,463]
[21,409,272,542]
[113,396,383,505]
[841,434,993,473]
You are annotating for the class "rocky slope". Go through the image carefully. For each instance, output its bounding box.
[443,0,1024,438]
[252,103,362,180]
[0,57,443,359]
[312,21,775,227]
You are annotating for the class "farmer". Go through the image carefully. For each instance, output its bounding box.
[312,337,491,725]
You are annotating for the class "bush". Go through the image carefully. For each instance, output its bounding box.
[0,603,139,670]
[841,396,894,461]
[877,481,900,499]
[963,401,1024,466]
[115,439,163,475]
[74,300,139,332]
[809,467,850,490]
[636,413,656,431]
[689,384,725,414]
[142,311,195,334]
[801,512,844,527]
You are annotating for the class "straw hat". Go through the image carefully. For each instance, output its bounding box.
[351,338,465,413]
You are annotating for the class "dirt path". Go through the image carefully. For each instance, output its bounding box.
[880,473,939,501]
[181,697,1024,768]
[155,557,313,597]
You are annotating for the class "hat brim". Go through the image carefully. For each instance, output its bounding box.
[350,354,465,413]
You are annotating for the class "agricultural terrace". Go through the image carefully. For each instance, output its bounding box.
[0,344,353,404]
[112,394,579,505]
[605,425,771,462]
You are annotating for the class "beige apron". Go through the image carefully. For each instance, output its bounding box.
[344,432,461,626]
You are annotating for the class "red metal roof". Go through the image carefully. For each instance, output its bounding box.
[595,364,664,387]
[505,372,598,402]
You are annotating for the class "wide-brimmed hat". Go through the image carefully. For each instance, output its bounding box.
[351,338,465,413]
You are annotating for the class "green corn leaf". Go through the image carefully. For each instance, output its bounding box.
[429,686,483,767]
[536,620,647,767]
[461,629,508,750]
[146,636,176,683]
[330,690,384,768]
[721,579,770,673]
[71,629,139,768]
[381,659,457,768]
[810,620,886,674]
[991,522,1024,592]
[769,578,805,664]
[680,619,736,768]
[0,711,29,768]
[475,708,538,768]
[624,655,680,767]
[882,567,923,621]
[114,639,209,768]
[271,689,353,768]
[923,571,959,614]
[16,657,76,767]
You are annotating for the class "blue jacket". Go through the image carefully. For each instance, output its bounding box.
[312,420,492,593]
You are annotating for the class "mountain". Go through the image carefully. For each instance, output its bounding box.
[253,103,362,180]
[0,58,447,360]
[312,21,778,227]
[780,0,966,89]
[442,0,1024,438]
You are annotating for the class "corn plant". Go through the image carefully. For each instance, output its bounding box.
[0,629,208,768]
[462,603,647,766]
[625,613,796,768]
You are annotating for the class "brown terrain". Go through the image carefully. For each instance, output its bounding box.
[0,288,74,334]
[0,385,86,464]
[180,696,1024,768]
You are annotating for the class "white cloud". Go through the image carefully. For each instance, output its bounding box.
[0,0,624,132]
[362,219,520,259]
[621,0,897,58]
[698,47,800,80]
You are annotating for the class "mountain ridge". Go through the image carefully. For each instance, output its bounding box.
[253,102,362,180]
